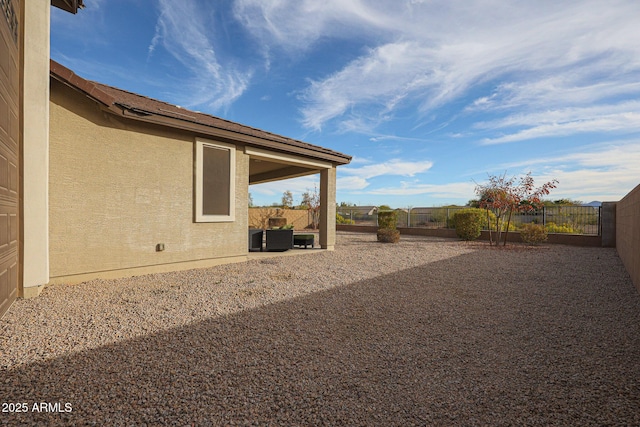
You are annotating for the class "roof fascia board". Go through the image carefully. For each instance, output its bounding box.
[244,146,333,169]
[118,106,350,164]
[50,61,117,108]
[119,109,349,164]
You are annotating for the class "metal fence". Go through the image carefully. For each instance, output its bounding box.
[337,206,602,235]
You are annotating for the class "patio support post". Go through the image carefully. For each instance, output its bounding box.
[319,166,336,250]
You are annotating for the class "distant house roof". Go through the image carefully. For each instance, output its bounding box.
[337,206,378,215]
[49,60,351,166]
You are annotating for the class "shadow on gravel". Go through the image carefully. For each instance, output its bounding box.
[2,248,640,426]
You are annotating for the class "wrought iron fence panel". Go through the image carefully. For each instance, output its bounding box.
[338,205,601,235]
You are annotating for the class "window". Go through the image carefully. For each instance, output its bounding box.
[195,139,235,222]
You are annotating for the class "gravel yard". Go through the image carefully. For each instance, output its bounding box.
[1,232,639,425]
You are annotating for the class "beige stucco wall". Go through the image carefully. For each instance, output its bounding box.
[21,1,50,296]
[319,167,336,250]
[49,80,249,282]
[616,183,640,292]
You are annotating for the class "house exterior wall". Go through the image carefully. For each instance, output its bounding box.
[21,0,50,297]
[616,183,640,292]
[49,79,249,283]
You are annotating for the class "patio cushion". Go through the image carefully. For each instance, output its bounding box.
[293,234,315,248]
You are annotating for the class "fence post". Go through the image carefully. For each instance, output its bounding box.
[542,206,546,227]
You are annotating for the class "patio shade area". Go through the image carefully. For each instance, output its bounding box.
[1,232,639,425]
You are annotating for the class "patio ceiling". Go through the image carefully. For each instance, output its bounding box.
[246,147,330,185]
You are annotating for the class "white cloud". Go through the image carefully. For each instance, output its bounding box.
[249,175,319,201]
[481,112,640,144]
[348,156,374,165]
[337,176,370,191]
[485,141,640,201]
[368,181,476,199]
[150,0,252,111]
[334,158,435,195]
[341,159,433,180]
[233,0,640,134]
[232,0,401,52]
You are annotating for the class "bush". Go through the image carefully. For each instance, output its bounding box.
[520,223,548,245]
[545,222,582,234]
[451,208,486,241]
[377,228,400,243]
[377,210,399,243]
[377,211,398,229]
[454,209,516,232]
[336,213,355,225]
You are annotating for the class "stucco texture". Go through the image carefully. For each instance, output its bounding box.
[616,183,640,292]
[49,80,249,281]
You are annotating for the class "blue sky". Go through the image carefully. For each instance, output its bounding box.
[51,0,640,207]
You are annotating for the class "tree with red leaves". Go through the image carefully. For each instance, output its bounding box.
[475,172,558,246]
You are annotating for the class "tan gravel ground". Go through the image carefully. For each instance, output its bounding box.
[1,232,639,426]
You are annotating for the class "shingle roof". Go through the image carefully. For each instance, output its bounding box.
[50,60,351,165]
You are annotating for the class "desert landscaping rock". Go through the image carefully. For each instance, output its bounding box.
[1,232,639,425]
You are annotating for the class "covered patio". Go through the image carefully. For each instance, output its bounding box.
[247,146,339,250]
[43,60,350,288]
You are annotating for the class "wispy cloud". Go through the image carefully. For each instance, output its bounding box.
[150,0,252,111]
[341,159,433,180]
[249,175,318,202]
[233,0,640,136]
[480,111,640,144]
[336,159,434,192]
[367,181,476,199]
[485,141,640,200]
[232,0,401,53]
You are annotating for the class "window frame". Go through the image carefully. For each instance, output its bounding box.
[195,138,236,223]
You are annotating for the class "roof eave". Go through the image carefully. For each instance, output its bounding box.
[49,60,351,166]
[118,107,351,165]
[51,0,84,14]
[50,60,117,108]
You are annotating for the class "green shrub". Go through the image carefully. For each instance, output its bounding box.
[545,222,582,234]
[377,210,399,243]
[377,228,400,243]
[451,208,485,241]
[377,211,398,230]
[336,213,355,225]
[485,210,517,231]
[499,220,518,232]
[520,223,548,245]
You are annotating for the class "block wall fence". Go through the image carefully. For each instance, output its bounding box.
[248,208,312,230]
[615,184,640,292]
